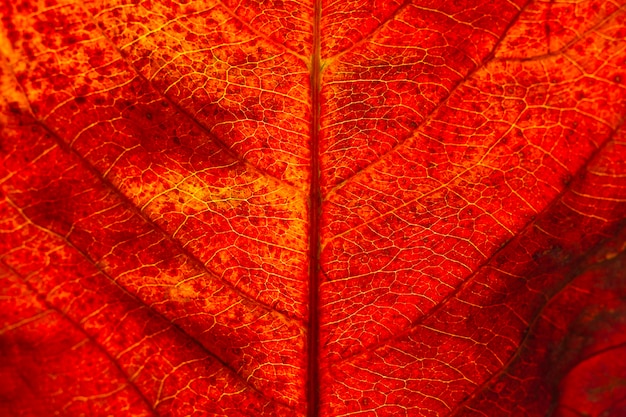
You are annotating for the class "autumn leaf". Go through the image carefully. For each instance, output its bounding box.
[1,0,626,416]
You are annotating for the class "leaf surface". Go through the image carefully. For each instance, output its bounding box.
[1,0,626,416]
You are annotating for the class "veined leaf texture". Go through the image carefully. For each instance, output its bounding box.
[1,0,626,416]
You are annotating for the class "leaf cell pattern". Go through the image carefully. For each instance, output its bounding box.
[1,0,626,416]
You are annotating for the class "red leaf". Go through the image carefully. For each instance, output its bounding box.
[1,0,625,416]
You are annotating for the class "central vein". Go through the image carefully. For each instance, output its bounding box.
[307,0,322,415]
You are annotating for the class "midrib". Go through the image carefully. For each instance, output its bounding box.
[307,0,322,415]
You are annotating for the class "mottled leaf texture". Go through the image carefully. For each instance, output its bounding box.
[1,0,625,416]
